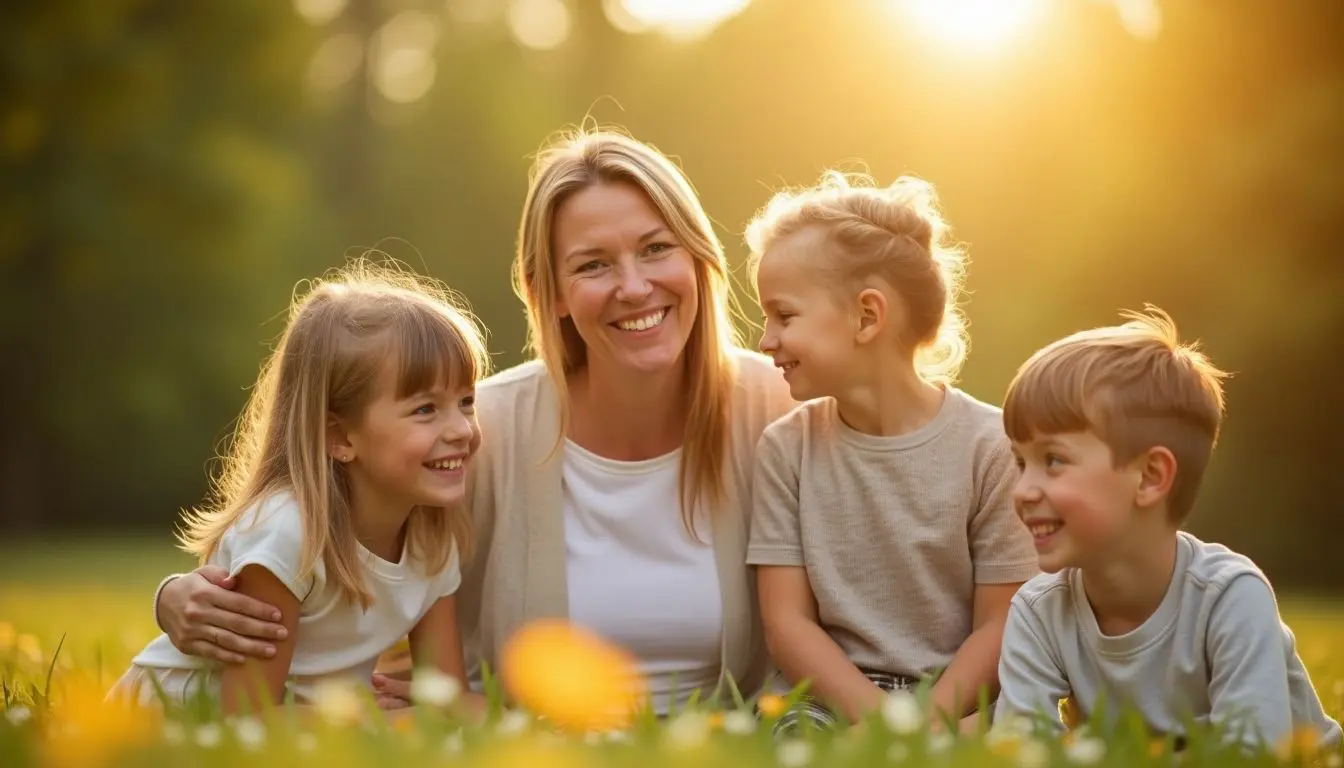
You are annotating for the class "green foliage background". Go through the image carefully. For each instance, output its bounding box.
[1,0,1341,589]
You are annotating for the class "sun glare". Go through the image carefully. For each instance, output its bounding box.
[899,0,1045,48]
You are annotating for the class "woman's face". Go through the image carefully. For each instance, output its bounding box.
[550,181,699,379]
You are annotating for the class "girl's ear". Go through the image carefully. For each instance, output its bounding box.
[1133,445,1177,510]
[327,414,355,463]
[855,287,887,345]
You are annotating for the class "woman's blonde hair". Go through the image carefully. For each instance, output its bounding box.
[745,171,970,384]
[512,128,741,537]
[177,258,490,609]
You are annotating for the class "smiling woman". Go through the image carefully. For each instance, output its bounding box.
[148,128,799,718]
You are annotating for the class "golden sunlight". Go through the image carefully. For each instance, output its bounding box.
[898,0,1045,48]
[616,0,752,39]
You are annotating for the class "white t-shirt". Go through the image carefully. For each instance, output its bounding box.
[128,492,461,704]
[562,440,723,714]
[997,531,1341,750]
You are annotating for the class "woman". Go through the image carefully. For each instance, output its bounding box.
[151,128,797,713]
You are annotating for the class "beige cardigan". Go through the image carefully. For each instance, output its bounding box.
[455,347,796,700]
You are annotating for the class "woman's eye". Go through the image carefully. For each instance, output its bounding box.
[645,242,674,256]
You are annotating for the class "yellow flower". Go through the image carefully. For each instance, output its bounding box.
[756,694,787,718]
[1275,725,1322,762]
[707,712,726,730]
[500,620,645,733]
[17,633,42,665]
[42,677,158,767]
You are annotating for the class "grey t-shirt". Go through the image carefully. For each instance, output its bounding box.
[996,531,1341,750]
[747,387,1040,679]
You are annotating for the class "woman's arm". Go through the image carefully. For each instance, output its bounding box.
[155,567,289,664]
[758,565,886,725]
[218,565,301,716]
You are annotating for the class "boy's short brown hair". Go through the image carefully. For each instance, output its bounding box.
[1003,306,1229,523]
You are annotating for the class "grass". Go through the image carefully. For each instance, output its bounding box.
[2,536,1343,767]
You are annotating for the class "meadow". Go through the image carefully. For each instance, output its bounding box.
[2,537,1342,767]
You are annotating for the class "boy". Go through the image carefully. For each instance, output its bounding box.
[994,306,1340,752]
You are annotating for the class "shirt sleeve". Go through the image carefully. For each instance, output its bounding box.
[1206,574,1294,749]
[215,495,313,602]
[745,424,804,567]
[969,439,1041,583]
[995,596,1070,734]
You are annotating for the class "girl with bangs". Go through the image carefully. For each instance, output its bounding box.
[112,260,489,718]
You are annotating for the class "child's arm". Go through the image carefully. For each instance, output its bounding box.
[218,565,301,716]
[927,582,1022,722]
[406,595,487,720]
[758,566,887,724]
[1205,575,1294,749]
[994,598,1070,733]
[749,425,884,725]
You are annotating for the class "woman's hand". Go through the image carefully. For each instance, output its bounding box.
[157,566,288,664]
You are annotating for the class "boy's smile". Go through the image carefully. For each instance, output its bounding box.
[1010,431,1142,573]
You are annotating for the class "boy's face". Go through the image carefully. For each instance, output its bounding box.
[754,230,861,402]
[1010,430,1142,573]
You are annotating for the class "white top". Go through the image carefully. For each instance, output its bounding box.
[131,492,462,703]
[996,531,1341,750]
[562,440,723,714]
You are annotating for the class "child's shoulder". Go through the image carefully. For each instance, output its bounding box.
[759,397,835,444]
[1012,568,1076,612]
[217,490,306,561]
[232,490,303,535]
[1177,531,1272,593]
[945,386,1007,433]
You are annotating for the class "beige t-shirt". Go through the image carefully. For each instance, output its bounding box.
[747,387,1039,679]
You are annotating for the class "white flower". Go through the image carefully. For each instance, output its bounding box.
[297,733,318,752]
[4,706,32,726]
[194,723,223,748]
[495,709,530,737]
[605,729,633,744]
[410,669,461,708]
[442,730,464,755]
[664,711,712,750]
[1064,736,1106,764]
[313,678,364,726]
[989,715,1036,739]
[880,691,923,735]
[777,739,814,767]
[231,716,266,751]
[887,742,910,762]
[723,709,757,736]
[161,721,186,745]
[927,731,955,754]
[1016,739,1051,768]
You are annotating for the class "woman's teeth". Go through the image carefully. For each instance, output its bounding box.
[616,308,666,331]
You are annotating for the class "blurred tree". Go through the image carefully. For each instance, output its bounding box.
[0,0,319,531]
